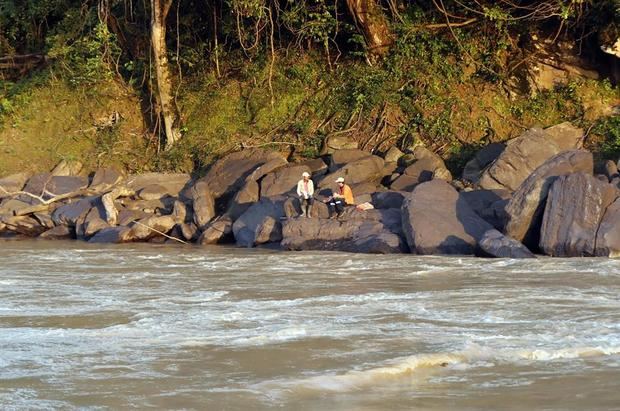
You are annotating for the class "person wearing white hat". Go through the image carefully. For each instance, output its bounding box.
[296,171,315,218]
[326,177,354,218]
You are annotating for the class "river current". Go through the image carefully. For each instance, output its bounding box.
[0,240,619,410]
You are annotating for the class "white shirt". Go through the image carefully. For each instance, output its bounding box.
[296,179,314,199]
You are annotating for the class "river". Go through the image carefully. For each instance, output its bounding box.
[0,241,619,410]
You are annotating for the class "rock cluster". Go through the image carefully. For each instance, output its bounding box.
[2,122,619,258]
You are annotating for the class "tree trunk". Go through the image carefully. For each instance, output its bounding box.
[151,0,181,150]
[346,0,393,57]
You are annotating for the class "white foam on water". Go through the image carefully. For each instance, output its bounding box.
[271,344,620,394]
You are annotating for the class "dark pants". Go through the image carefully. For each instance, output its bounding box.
[328,199,345,215]
[301,197,314,208]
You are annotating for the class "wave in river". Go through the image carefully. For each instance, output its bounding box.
[273,344,620,393]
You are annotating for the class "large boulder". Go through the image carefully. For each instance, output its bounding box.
[371,191,407,209]
[299,158,328,177]
[319,155,384,188]
[198,216,234,245]
[479,126,581,191]
[189,180,216,230]
[0,215,48,236]
[121,197,175,214]
[200,149,286,202]
[89,168,124,192]
[80,201,110,238]
[225,157,289,219]
[0,172,30,199]
[261,165,312,197]
[227,180,259,220]
[20,173,53,203]
[89,226,132,243]
[51,159,83,176]
[127,215,176,242]
[462,143,505,183]
[281,209,406,254]
[505,150,593,249]
[126,173,190,200]
[320,134,358,155]
[329,149,371,172]
[232,197,286,247]
[543,122,583,151]
[595,198,620,257]
[383,146,404,164]
[390,147,448,191]
[402,180,493,255]
[539,172,619,257]
[478,229,536,258]
[0,199,32,216]
[52,197,97,227]
[461,189,511,231]
[47,176,88,196]
[39,225,73,240]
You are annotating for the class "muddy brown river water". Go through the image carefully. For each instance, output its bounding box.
[0,241,619,410]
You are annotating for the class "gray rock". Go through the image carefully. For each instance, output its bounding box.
[89,168,124,191]
[329,149,371,172]
[299,158,328,176]
[281,209,406,254]
[200,149,286,201]
[121,197,175,214]
[0,215,47,236]
[383,146,404,163]
[179,222,199,241]
[543,122,583,151]
[89,226,132,243]
[371,191,406,209]
[402,180,493,255]
[390,147,447,190]
[127,173,190,199]
[595,198,620,257]
[505,150,593,249]
[0,172,31,198]
[128,215,176,242]
[540,172,619,257]
[320,134,358,155]
[20,173,52,203]
[51,159,83,176]
[52,197,97,227]
[0,199,32,216]
[477,199,509,232]
[261,165,312,197]
[189,181,216,230]
[319,155,385,188]
[390,174,420,191]
[478,229,536,258]
[39,225,73,239]
[232,197,286,247]
[603,160,619,181]
[462,143,505,183]
[254,216,283,245]
[479,127,575,191]
[198,216,234,245]
[227,180,259,220]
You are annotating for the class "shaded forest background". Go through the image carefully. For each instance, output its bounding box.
[0,0,619,176]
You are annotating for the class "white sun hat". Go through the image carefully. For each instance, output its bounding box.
[335,177,345,183]
[302,171,310,177]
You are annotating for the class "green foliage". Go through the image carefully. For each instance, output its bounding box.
[594,116,620,160]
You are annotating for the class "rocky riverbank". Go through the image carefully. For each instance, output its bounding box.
[1,122,619,258]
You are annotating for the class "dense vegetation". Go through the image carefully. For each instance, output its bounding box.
[0,1,618,175]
